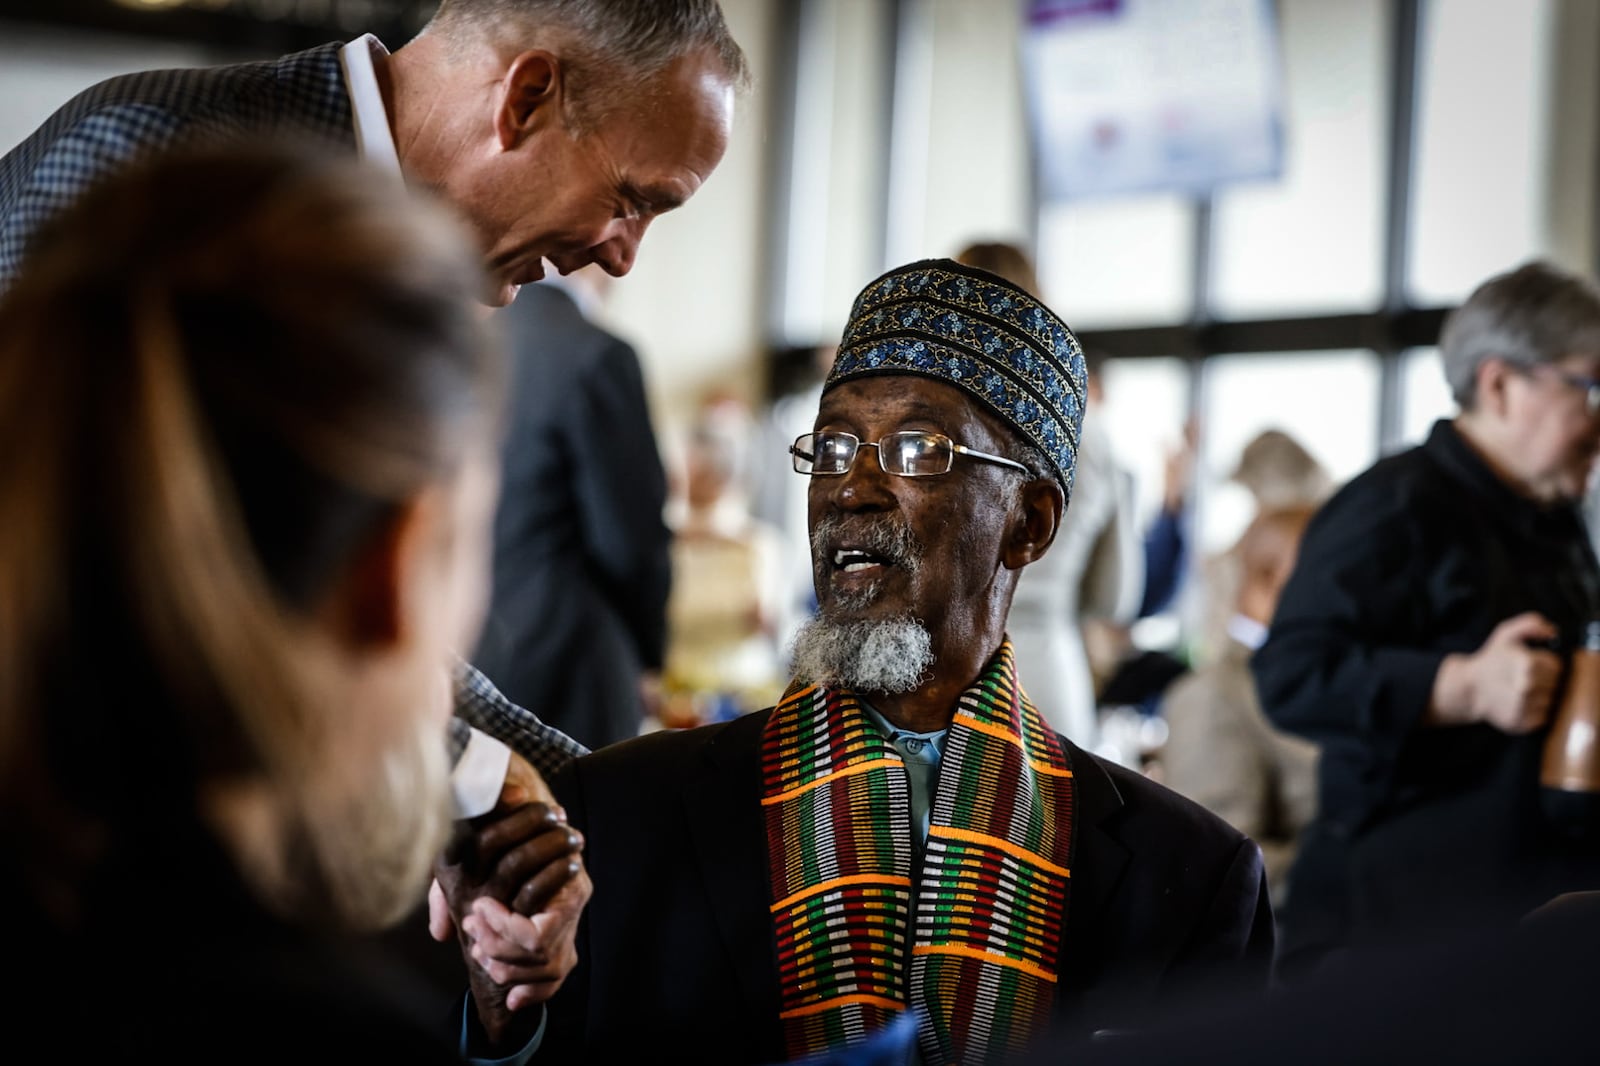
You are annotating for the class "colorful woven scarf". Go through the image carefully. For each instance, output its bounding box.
[762,641,1075,1065]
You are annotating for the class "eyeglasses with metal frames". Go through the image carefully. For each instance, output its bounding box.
[789,430,1032,478]
[1511,361,1600,415]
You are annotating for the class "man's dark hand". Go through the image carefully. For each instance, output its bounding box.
[462,864,590,1000]
[433,799,591,1049]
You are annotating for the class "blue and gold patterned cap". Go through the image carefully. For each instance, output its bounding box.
[825,258,1087,499]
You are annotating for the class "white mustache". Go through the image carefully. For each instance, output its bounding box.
[810,512,923,573]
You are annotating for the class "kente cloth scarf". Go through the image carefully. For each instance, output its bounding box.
[761,641,1075,1066]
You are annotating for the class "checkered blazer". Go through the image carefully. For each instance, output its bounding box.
[0,41,589,777]
[0,42,359,291]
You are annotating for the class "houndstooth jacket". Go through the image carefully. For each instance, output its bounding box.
[0,40,588,779]
[0,43,363,291]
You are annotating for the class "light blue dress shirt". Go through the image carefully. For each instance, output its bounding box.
[859,704,948,852]
[856,704,949,1066]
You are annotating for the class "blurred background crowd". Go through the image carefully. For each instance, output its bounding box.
[9,0,1596,845]
[5,0,1600,1035]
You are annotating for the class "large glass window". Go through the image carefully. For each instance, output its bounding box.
[1399,346,1457,448]
[1095,356,1194,530]
[1195,350,1381,554]
[1038,196,1196,328]
[1408,0,1555,305]
[1208,0,1389,318]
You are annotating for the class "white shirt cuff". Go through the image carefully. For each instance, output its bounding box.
[452,727,512,818]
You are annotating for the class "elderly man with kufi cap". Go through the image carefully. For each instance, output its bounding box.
[446,260,1275,1066]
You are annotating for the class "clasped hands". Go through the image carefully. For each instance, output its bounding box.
[430,751,591,1048]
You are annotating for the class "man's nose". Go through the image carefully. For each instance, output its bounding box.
[591,218,646,277]
[818,448,897,511]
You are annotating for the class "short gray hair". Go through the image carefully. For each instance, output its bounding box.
[428,0,750,130]
[1440,260,1600,409]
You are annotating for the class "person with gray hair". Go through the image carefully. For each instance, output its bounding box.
[1438,259,1600,410]
[0,0,749,304]
[1252,259,1600,978]
[0,0,749,1048]
[0,0,746,761]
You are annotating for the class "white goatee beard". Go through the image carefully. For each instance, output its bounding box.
[787,614,934,695]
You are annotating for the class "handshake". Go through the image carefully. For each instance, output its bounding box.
[430,752,592,1050]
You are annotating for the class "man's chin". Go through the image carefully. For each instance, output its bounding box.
[483,280,521,308]
[788,613,934,695]
[817,580,900,618]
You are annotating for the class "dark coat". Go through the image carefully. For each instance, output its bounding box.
[541,707,1275,1065]
[472,282,672,750]
[1026,893,1600,1066]
[1252,419,1600,965]
[9,820,465,1064]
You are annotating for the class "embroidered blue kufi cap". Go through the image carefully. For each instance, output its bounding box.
[824,258,1087,500]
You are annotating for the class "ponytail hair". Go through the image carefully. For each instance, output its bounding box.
[0,141,502,930]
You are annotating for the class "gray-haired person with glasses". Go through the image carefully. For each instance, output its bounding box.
[1254,259,1600,979]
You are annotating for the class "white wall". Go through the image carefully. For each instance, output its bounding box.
[597,0,778,431]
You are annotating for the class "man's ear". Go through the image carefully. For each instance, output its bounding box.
[1003,478,1064,570]
[322,492,438,652]
[495,50,562,150]
[1474,356,1515,417]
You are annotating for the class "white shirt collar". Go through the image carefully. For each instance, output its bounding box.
[1227,613,1270,651]
[338,35,401,174]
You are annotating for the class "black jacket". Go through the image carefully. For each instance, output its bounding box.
[10,820,464,1064]
[541,707,1275,1064]
[1252,419,1600,961]
[472,282,672,750]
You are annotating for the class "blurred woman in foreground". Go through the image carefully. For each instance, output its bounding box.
[0,143,503,1058]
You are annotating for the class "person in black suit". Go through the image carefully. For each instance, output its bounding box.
[442,260,1274,1065]
[473,268,671,750]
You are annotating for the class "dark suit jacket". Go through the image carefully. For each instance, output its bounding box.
[472,282,672,750]
[1030,893,1600,1066]
[542,708,1275,1065]
[10,819,465,1064]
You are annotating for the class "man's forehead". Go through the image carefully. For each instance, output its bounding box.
[815,376,979,426]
